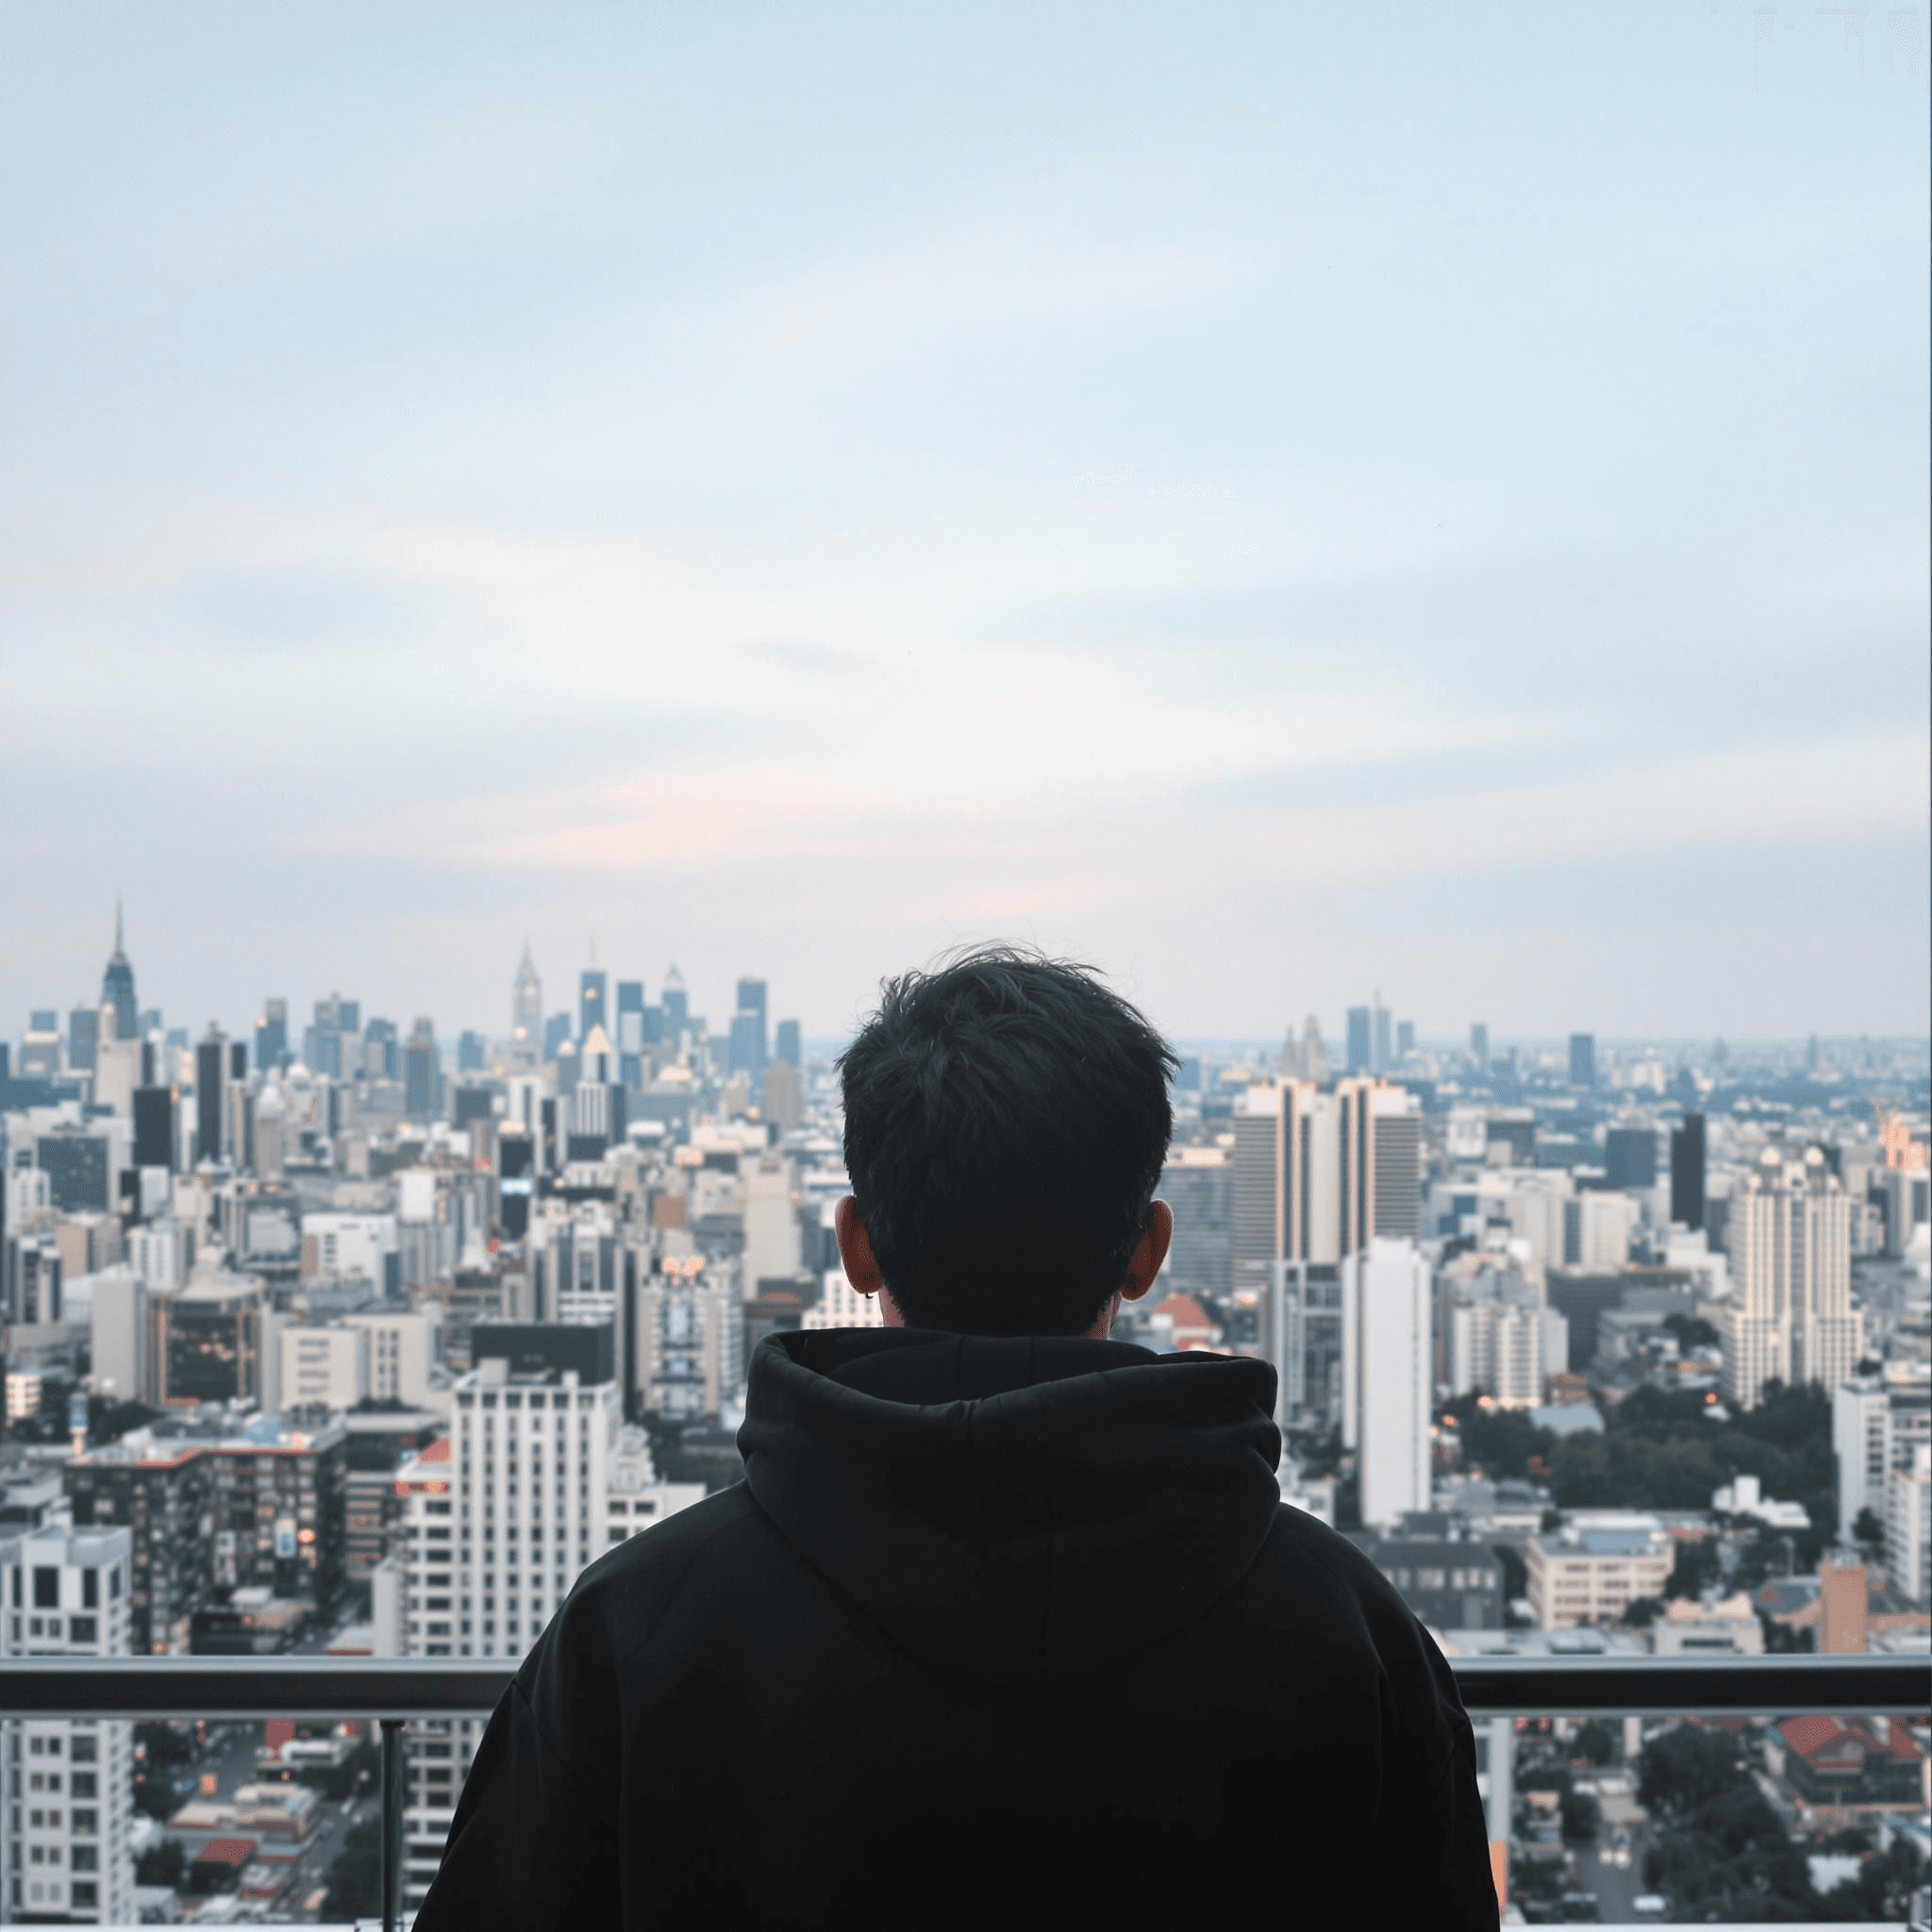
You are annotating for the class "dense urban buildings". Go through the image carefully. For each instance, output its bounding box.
[0,922,1927,1921]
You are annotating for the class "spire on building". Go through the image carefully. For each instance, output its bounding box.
[101,896,138,1042]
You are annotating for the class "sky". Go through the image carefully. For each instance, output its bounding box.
[2,2,1927,1051]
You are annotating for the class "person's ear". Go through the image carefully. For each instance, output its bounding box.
[834,1195,886,1295]
[1119,1200,1173,1304]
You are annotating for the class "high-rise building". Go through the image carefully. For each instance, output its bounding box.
[1723,1149,1863,1409]
[1568,1033,1596,1090]
[659,964,689,1037]
[99,904,138,1048]
[1470,1023,1490,1068]
[542,1012,573,1061]
[67,1005,99,1076]
[1833,1368,1932,1553]
[730,978,769,1076]
[131,1085,175,1172]
[762,1060,803,1135]
[404,1019,441,1122]
[774,1018,802,1070]
[615,981,646,1070]
[1604,1126,1657,1191]
[255,999,289,1073]
[1341,1239,1430,1528]
[0,1523,137,1925]
[1395,1019,1415,1059]
[1231,1079,1423,1285]
[396,1355,693,1912]
[1345,1007,1373,1076]
[1670,1112,1707,1228]
[1372,995,1391,1074]
[511,943,543,1064]
[578,963,608,1043]
[193,1025,226,1166]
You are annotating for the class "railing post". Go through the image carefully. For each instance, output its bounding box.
[381,1715,407,1932]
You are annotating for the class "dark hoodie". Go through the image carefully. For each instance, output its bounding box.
[414,1328,1498,1930]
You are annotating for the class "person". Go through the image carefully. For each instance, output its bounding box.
[415,947,1499,1930]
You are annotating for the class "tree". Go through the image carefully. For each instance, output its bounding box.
[1636,1724,1747,1817]
[323,1816,384,1921]
[1620,1595,1663,1628]
[1558,1785,1601,1841]
[1852,1505,1886,1556]
[1662,1538,1719,1602]
[1574,1721,1616,1766]
[1660,1311,1719,1353]
[135,1721,194,1770]
[135,1838,187,1888]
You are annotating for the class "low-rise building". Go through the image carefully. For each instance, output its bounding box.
[1344,1532,1504,1631]
[1649,1591,1764,1655]
[1770,1716,1926,1822]
[1524,1514,1673,1628]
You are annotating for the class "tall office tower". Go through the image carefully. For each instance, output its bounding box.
[1299,1014,1329,1083]
[1231,1079,1422,1284]
[254,999,288,1072]
[1670,1111,1707,1228]
[578,961,608,1043]
[1160,1148,1233,1301]
[1470,1023,1490,1069]
[398,1355,624,1912]
[1723,1148,1862,1410]
[457,1030,487,1074]
[403,1019,441,1123]
[67,1006,99,1075]
[359,1016,396,1080]
[1604,1126,1657,1191]
[1341,1238,1431,1528]
[1372,994,1391,1074]
[131,1085,175,1173]
[657,965,688,1038]
[510,943,543,1063]
[762,1060,803,1135]
[774,1018,802,1070]
[730,978,769,1077]
[1568,1033,1597,1089]
[99,903,138,1047]
[1563,1191,1635,1267]
[0,1523,136,1926]
[542,1012,574,1062]
[1395,1019,1415,1059]
[615,980,646,1061]
[193,1025,226,1166]
[1345,1007,1373,1075]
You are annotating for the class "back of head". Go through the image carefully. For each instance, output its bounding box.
[838,945,1176,1336]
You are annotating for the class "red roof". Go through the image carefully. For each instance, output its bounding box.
[193,1837,258,1869]
[1779,1715,1923,1765]
[1152,1293,1216,1332]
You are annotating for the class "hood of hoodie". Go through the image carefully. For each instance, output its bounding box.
[738,1326,1282,1683]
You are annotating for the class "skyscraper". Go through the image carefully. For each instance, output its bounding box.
[1722,1148,1863,1409]
[67,1004,100,1074]
[1568,1033,1597,1089]
[578,960,608,1043]
[255,998,288,1072]
[1670,1112,1707,1228]
[511,943,543,1063]
[1372,994,1391,1074]
[1395,1019,1415,1059]
[774,1018,802,1070]
[1604,1127,1657,1191]
[1341,1239,1431,1528]
[730,978,769,1076]
[1470,1023,1490,1069]
[1345,1007,1373,1075]
[194,1025,226,1166]
[659,965,690,1037]
[404,1019,441,1122]
[100,902,137,1045]
[1231,1078,1422,1283]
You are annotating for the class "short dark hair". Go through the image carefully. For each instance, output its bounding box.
[838,945,1177,1336]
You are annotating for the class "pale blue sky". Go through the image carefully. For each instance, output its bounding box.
[3,2,1926,1047]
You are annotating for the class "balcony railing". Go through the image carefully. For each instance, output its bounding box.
[0,1653,1924,1930]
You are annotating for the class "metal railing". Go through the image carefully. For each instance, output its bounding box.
[0,1653,1924,1930]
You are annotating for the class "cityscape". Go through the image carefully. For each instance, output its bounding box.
[0,916,1924,1923]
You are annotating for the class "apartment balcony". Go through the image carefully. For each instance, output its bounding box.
[0,1653,1924,1930]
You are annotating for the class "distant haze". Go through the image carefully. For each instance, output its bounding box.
[2,4,1926,1043]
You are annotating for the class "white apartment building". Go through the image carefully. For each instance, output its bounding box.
[300,1211,397,1287]
[344,1307,440,1407]
[126,1220,190,1291]
[1723,1149,1863,1410]
[804,1266,884,1333]
[742,1157,802,1285]
[1886,1445,1930,1607]
[1833,1365,1932,1550]
[640,1264,745,1416]
[0,1526,135,1926]
[1524,1514,1674,1628]
[601,1423,705,1552]
[1564,1191,1635,1268]
[1341,1239,1430,1528]
[1446,1285,1567,1409]
[279,1324,369,1410]
[397,1358,643,1912]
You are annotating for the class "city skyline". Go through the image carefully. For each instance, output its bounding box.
[2,5,1925,1041]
